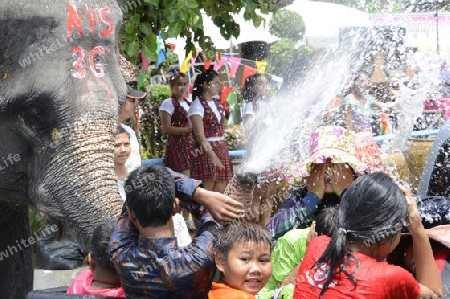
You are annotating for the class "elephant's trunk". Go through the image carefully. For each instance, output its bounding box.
[224,172,258,222]
[34,112,123,245]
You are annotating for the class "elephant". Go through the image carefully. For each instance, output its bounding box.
[0,1,130,297]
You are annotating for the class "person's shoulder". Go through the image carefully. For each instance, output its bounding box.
[304,235,330,252]
[159,98,175,113]
[120,123,134,134]
[358,256,413,279]
[281,228,310,242]
[161,97,174,106]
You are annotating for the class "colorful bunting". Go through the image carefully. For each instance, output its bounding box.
[141,51,150,72]
[180,51,193,73]
[220,84,233,104]
[228,57,242,78]
[156,49,170,67]
[204,57,212,70]
[214,55,228,71]
[191,50,200,66]
[256,61,268,74]
[241,65,258,87]
[155,33,163,56]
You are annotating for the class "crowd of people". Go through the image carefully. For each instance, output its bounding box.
[64,66,450,299]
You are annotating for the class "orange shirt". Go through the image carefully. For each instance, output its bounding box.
[208,282,256,299]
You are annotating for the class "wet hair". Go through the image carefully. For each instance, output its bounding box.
[315,206,339,237]
[242,73,269,102]
[386,235,412,272]
[314,172,408,298]
[125,164,175,227]
[192,69,219,100]
[89,219,116,273]
[346,70,371,95]
[214,220,273,260]
[169,72,187,88]
[115,126,130,137]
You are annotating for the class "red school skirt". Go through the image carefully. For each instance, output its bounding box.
[190,140,233,182]
[164,134,193,172]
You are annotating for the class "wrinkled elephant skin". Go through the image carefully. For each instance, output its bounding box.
[0,1,126,297]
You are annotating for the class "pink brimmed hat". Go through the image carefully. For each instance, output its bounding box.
[291,126,369,179]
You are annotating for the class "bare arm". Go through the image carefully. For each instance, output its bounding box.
[192,187,244,224]
[159,111,191,136]
[402,188,444,297]
[190,114,224,168]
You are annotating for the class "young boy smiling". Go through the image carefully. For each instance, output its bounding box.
[210,221,273,298]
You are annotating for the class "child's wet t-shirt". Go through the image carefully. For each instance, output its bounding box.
[294,236,421,298]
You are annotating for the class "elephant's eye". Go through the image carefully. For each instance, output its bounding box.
[22,106,43,125]
[16,100,52,135]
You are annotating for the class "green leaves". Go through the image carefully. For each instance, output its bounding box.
[119,0,290,66]
[142,33,158,61]
[140,23,152,35]
[269,9,305,40]
[126,40,139,58]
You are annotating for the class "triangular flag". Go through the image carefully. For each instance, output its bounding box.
[204,56,212,70]
[228,57,241,78]
[155,32,163,56]
[214,55,228,71]
[157,49,170,67]
[191,50,200,66]
[141,51,150,73]
[220,84,233,104]
[256,61,268,74]
[241,65,258,87]
[180,51,193,73]
[167,43,176,51]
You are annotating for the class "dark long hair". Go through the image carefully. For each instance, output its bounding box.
[345,70,370,96]
[315,172,408,298]
[242,73,269,102]
[192,69,219,100]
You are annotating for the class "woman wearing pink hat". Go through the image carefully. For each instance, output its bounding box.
[266,125,369,243]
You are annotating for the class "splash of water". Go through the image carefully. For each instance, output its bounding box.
[241,25,445,193]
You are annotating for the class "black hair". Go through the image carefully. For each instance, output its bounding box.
[214,220,273,260]
[125,164,175,227]
[346,70,371,95]
[169,72,187,88]
[192,69,219,100]
[314,172,408,298]
[242,73,270,102]
[315,206,339,237]
[89,219,116,273]
[115,126,129,137]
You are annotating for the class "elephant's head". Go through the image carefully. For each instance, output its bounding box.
[0,0,127,243]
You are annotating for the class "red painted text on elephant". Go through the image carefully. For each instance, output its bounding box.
[71,46,109,79]
[67,4,114,39]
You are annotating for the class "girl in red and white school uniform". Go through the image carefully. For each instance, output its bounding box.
[159,73,193,176]
[188,69,233,193]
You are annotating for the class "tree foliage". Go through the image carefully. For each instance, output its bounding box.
[119,0,294,64]
[267,9,312,77]
[269,9,306,39]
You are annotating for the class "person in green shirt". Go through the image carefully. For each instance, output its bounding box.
[257,206,338,299]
